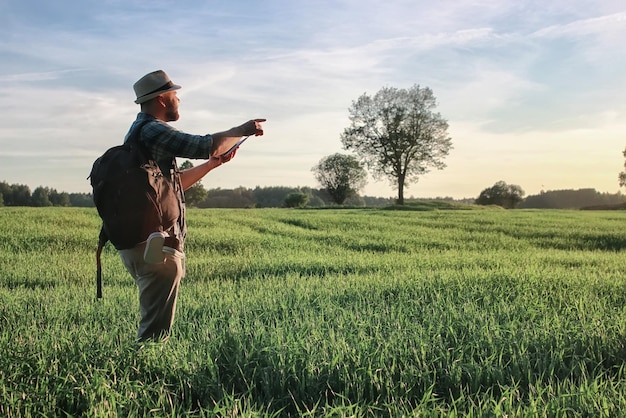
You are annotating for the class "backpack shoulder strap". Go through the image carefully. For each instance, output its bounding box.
[125,118,156,163]
[96,223,108,299]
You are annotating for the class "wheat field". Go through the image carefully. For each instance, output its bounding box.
[1,206,626,416]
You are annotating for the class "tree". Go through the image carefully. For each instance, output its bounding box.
[49,190,70,207]
[475,181,525,209]
[0,182,32,206]
[312,153,367,205]
[10,184,31,206]
[32,187,53,207]
[179,160,208,207]
[284,192,309,208]
[618,147,626,189]
[341,85,452,205]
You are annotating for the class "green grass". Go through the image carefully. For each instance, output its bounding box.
[1,206,626,416]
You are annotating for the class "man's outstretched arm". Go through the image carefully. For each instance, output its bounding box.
[209,119,265,156]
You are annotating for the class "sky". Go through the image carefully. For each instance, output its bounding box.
[1,0,625,200]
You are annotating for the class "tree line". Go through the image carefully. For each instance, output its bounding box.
[0,180,395,209]
[519,188,626,209]
[0,182,93,207]
[2,178,623,210]
[474,180,625,209]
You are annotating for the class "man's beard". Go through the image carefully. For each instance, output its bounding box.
[165,109,179,122]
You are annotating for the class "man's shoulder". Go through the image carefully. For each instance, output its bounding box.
[124,113,159,144]
[136,114,174,138]
[135,112,159,125]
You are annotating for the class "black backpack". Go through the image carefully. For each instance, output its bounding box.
[89,120,181,298]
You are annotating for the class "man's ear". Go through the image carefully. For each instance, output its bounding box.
[156,95,167,108]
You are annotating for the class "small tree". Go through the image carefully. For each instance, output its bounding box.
[312,153,367,205]
[341,85,452,205]
[184,183,208,207]
[284,192,309,208]
[476,181,525,209]
[179,160,208,207]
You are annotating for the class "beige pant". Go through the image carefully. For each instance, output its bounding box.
[119,243,185,341]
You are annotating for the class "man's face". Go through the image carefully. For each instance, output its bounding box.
[162,91,180,122]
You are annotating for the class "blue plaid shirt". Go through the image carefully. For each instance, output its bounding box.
[124,112,214,162]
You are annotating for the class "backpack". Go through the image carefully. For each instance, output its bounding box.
[89,120,181,298]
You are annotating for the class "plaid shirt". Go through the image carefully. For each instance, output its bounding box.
[124,112,213,162]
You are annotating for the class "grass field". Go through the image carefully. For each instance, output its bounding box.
[1,206,626,416]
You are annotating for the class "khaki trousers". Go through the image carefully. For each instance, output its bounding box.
[119,243,185,341]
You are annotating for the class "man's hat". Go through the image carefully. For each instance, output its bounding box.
[133,70,181,104]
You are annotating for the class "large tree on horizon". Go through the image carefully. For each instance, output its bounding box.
[341,85,452,205]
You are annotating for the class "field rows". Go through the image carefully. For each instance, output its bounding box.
[1,207,626,416]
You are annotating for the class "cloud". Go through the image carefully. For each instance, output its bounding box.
[532,11,626,38]
[0,69,86,82]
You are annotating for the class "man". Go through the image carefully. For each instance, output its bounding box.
[119,69,265,341]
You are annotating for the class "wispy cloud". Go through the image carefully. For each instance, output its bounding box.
[0,69,86,82]
[532,11,626,38]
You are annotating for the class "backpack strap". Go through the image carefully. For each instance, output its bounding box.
[96,226,107,299]
[96,246,103,299]
[125,117,157,163]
